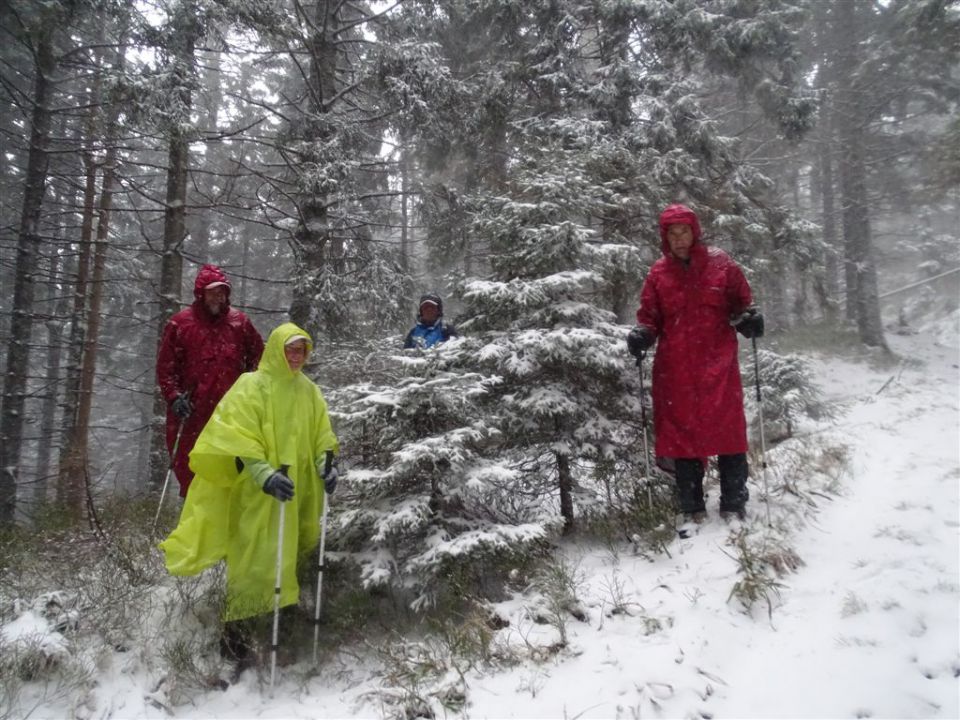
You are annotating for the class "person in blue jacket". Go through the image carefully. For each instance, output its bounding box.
[403,293,458,349]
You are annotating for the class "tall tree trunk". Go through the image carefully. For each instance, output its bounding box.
[289,0,341,338]
[0,33,56,525]
[189,47,222,255]
[59,71,102,503]
[557,452,574,534]
[818,113,840,323]
[400,136,411,275]
[834,0,888,350]
[812,1,841,325]
[60,140,120,513]
[36,228,70,498]
[149,4,197,485]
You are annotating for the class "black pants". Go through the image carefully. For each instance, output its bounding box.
[674,453,749,514]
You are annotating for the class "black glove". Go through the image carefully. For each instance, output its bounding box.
[626,326,655,358]
[171,392,192,419]
[322,465,338,495]
[262,470,294,501]
[735,309,765,339]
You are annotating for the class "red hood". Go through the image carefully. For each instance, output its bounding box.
[658,204,702,255]
[193,264,232,303]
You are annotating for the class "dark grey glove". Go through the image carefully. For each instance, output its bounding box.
[322,465,338,495]
[735,309,765,339]
[171,392,192,419]
[627,326,655,358]
[262,470,294,501]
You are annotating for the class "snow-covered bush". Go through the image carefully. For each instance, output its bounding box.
[744,347,831,442]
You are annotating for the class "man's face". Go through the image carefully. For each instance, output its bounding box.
[666,224,694,260]
[284,340,309,372]
[420,302,439,324]
[203,286,228,316]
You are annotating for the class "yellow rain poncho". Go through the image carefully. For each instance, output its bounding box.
[159,322,338,621]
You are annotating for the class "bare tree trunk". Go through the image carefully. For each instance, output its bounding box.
[557,452,574,535]
[149,6,197,485]
[1,33,56,525]
[35,229,70,499]
[289,0,341,338]
[818,115,841,323]
[60,140,120,513]
[834,0,888,350]
[59,75,101,504]
[189,47,222,256]
[400,136,411,275]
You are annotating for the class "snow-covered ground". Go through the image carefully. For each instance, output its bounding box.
[6,319,959,719]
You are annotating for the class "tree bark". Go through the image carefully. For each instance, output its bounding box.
[58,67,102,504]
[400,135,411,275]
[59,136,120,513]
[557,452,574,534]
[289,0,341,338]
[834,0,888,350]
[0,32,56,525]
[35,231,69,499]
[149,2,197,485]
[818,111,840,323]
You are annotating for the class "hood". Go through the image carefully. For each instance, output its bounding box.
[193,264,232,302]
[261,322,314,378]
[658,204,702,255]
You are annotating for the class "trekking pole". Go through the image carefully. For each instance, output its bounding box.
[312,450,334,664]
[751,338,772,527]
[152,419,185,534]
[269,464,291,694]
[636,353,653,507]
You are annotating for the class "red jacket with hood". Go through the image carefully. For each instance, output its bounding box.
[157,264,264,496]
[636,205,753,459]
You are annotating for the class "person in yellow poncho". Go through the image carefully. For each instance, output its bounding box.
[159,322,338,663]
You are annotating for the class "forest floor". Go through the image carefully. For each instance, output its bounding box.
[4,314,959,720]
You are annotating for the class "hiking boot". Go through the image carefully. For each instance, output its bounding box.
[719,508,746,522]
[677,510,707,539]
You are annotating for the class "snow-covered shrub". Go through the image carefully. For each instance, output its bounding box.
[724,531,788,619]
[744,347,831,442]
[524,555,588,648]
[0,604,72,681]
[0,495,224,714]
[364,633,475,719]
[583,458,678,559]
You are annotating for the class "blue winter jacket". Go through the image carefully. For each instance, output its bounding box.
[403,320,457,349]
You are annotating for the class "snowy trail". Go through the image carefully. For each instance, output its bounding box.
[464,331,959,720]
[703,332,960,719]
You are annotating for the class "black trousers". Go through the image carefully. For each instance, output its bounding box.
[674,453,749,514]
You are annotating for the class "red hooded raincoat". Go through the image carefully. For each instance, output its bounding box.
[636,205,753,459]
[157,264,264,496]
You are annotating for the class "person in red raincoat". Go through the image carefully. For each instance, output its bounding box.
[626,204,764,521]
[157,264,265,497]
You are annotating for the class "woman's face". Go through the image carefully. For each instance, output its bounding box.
[284,340,309,372]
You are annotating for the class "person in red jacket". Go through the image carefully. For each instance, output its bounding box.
[626,204,764,522]
[157,264,264,497]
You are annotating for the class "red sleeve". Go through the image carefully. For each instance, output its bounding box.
[243,319,264,371]
[635,270,662,335]
[725,261,753,316]
[156,319,182,402]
